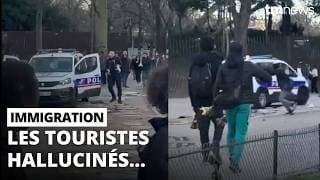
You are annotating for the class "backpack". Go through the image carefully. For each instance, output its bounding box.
[189,63,213,98]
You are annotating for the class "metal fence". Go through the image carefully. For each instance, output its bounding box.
[169,124,320,180]
[168,35,320,98]
[2,31,128,60]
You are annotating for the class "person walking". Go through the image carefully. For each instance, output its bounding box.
[142,52,152,87]
[213,42,272,173]
[310,66,318,93]
[137,65,168,180]
[99,50,107,85]
[152,52,163,69]
[188,36,224,162]
[106,51,123,104]
[121,51,130,88]
[2,60,39,180]
[273,63,297,114]
[132,51,143,87]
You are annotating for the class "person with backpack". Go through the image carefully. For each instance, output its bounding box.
[213,42,272,173]
[188,36,224,162]
[273,63,297,114]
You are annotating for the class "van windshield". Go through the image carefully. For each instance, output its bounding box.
[29,57,73,72]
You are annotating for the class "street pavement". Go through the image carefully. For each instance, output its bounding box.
[169,94,320,180]
[23,74,158,180]
[169,94,320,148]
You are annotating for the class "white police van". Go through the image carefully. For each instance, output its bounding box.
[2,55,20,62]
[249,55,309,108]
[29,49,101,106]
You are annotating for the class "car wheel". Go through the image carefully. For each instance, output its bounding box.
[255,89,269,108]
[81,97,89,102]
[297,86,309,105]
[69,89,77,107]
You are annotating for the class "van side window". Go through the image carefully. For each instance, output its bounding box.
[75,57,97,74]
[280,63,296,77]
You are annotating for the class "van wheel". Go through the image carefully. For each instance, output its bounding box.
[297,86,309,105]
[254,89,269,108]
[69,89,77,107]
[81,98,89,102]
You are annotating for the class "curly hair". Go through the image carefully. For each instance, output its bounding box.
[147,65,168,114]
[1,60,39,107]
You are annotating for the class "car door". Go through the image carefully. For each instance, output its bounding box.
[279,62,303,94]
[74,53,101,98]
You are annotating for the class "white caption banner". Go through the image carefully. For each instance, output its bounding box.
[7,108,108,127]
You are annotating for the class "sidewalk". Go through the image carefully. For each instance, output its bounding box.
[24,75,157,180]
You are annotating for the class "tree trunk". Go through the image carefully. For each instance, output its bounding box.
[178,15,182,35]
[90,3,95,53]
[138,2,143,49]
[35,0,43,51]
[94,0,108,52]
[151,0,162,51]
[233,1,250,54]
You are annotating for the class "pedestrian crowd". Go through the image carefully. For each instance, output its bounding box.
[98,49,168,104]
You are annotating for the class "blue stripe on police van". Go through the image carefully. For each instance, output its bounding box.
[257,80,305,88]
[75,77,101,87]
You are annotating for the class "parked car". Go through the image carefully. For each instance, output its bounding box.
[29,48,101,106]
[2,55,20,62]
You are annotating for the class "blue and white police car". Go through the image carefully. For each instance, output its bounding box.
[29,49,101,106]
[249,55,309,108]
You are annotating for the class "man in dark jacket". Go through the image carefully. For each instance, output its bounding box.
[121,51,130,88]
[273,63,297,114]
[213,42,272,173]
[106,51,123,103]
[99,50,107,85]
[138,66,168,180]
[132,51,143,87]
[188,36,224,162]
[142,52,152,87]
[2,60,39,180]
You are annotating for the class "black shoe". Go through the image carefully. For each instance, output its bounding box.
[118,98,122,104]
[202,144,209,163]
[229,159,241,174]
[110,98,116,102]
[125,86,130,88]
[212,147,222,165]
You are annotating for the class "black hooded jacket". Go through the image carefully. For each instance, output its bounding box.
[213,53,272,105]
[188,51,223,108]
[138,117,168,180]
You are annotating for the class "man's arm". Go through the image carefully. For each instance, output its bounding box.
[188,64,198,109]
[251,62,272,82]
[212,66,223,99]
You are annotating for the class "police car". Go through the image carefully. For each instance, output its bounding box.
[2,55,20,62]
[249,55,309,108]
[29,49,101,106]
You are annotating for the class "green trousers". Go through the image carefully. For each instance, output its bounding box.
[226,104,250,163]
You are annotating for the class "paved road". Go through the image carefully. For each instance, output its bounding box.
[23,75,157,180]
[169,95,320,180]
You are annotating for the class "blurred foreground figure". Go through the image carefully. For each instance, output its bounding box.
[138,65,168,180]
[1,59,39,180]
